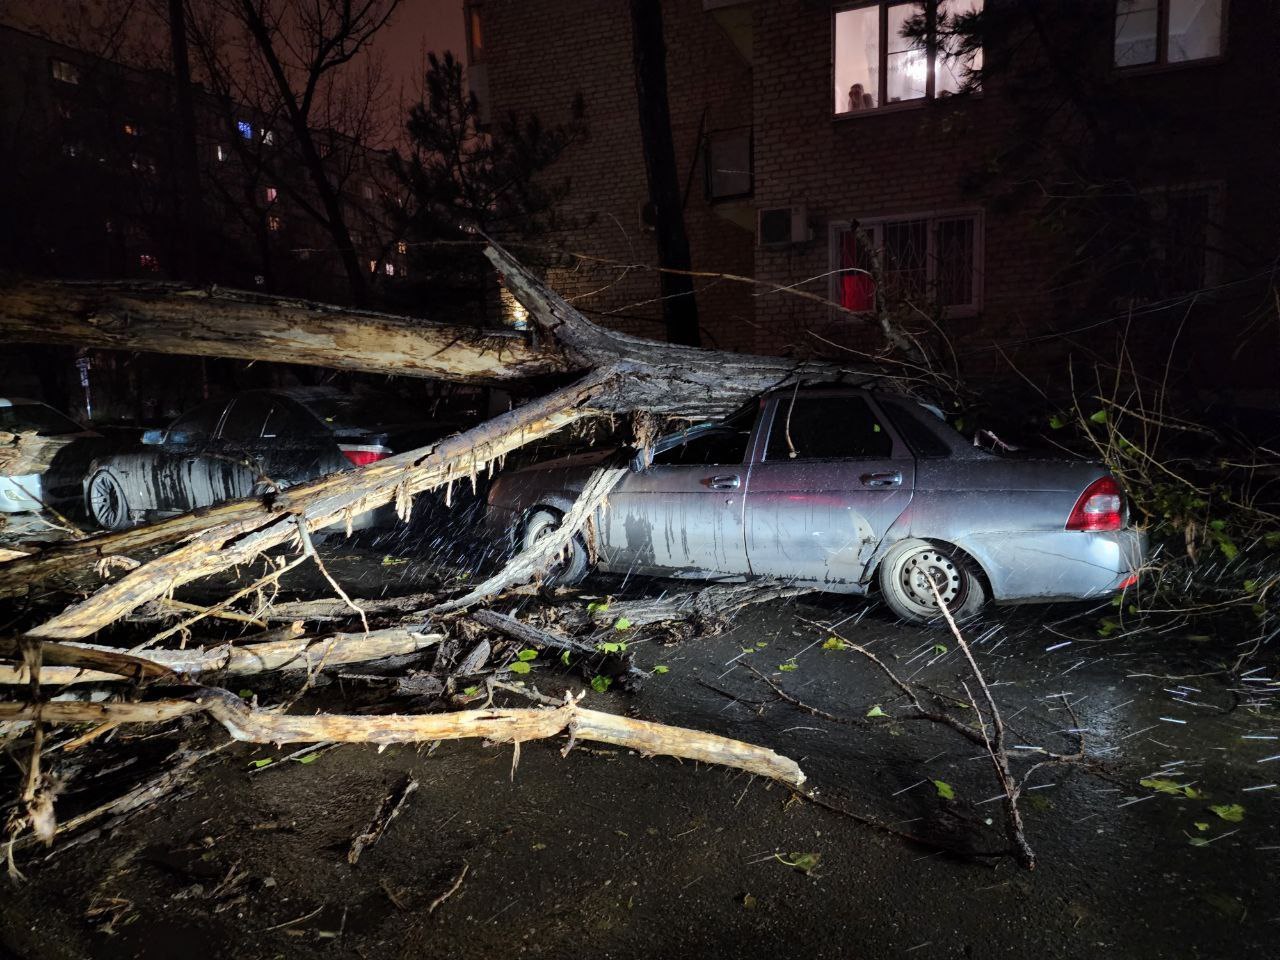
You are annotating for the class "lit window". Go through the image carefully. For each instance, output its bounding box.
[369,260,378,273]
[833,1,983,115]
[384,262,395,277]
[396,240,407,255]
[1114,0,1223,67]
[261,128,275,145]
[264,186,278,203]
[215,144,228,162]
[130,155,157,174]
[51,60,80,84]
[139,253,159,271]
[123,122,139,136]
[831,213,982,317]
[467,4,485,63]
[267,215,282,232]
[237,120,253,139]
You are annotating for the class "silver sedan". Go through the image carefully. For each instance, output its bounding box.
[485,387,1147,623]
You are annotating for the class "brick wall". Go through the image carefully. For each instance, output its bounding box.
[479,0,757,351]
[481,0,1279,398]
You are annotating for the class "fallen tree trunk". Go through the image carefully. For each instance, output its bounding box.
[554,580,814,632]
[0,626,443,686]
[0,690,807,788]
[22,368,621,639]
[0,279,565,384]
[5,241,887,641]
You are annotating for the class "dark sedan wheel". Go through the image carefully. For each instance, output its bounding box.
[521,508,590,587]
[87,469,132,531]
[878,538,986,624]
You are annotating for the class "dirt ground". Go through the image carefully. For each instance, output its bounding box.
[2,536,1277,960]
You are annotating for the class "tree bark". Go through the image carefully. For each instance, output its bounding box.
[629,0,701,347]
[0,279,564,385]
[0,690,806,788]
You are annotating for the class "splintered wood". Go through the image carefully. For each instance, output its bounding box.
[0,691,806,789]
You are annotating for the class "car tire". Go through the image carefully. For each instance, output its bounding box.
[520,508,590,587]
[877,538,987,624]
[86,469,132,531]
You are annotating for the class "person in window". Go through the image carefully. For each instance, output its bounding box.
[848,83,875,111]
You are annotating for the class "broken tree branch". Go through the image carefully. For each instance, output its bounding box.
[0,689,806,788]
[0,627,443,686]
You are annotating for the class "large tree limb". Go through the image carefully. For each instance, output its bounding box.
[0,690,806,788]
[0,279,565,384]
[0,626,442,686]
[22,368,622,639]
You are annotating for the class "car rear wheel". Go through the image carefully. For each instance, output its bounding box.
[87,469,132,531]
[878,538,986,624]
[520,508,590,587]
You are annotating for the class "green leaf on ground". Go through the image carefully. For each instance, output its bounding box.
[1209,803,1244,823]
[932,779,956,800]
[653,665,669,675]
[778,662,798,672]
[931,643,947,656]
[741,893,758,910]
[508,661,532,675]
[295,753,319,765]
[1194,822,1211,832]
[463,685,479,697]
[517,649,538,662]
[1089,409,1108,424]
[380,555,409,566]
[1139,778,1192,796]
[591,675,612,693]
[248,759,272,769]
[614,617,632,631]
[560,650,571,666]
[596,641,625,654]
[1048,414,1066,430]
[866,705,888,718]
[586,600,610,615]
[238,689,254,699]
[774,852,821,874]
[823,637,849,651]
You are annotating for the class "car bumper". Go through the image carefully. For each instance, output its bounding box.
[959,527,1148,603]
[0,475,43,513]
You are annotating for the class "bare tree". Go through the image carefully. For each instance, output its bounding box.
[185,0,403,305]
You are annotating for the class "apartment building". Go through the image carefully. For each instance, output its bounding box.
[472,0,1278,398]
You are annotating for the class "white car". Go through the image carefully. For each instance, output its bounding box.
[0,398,100,514]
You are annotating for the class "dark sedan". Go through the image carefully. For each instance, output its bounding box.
[84,386,452,530]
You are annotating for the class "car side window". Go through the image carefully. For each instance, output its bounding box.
[219,395,275,441]
[764,396,893,461]
[651,426,751,466]
[261,401,320,439]
[165,400,228,444]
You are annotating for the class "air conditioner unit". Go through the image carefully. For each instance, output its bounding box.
[757,205,811,247]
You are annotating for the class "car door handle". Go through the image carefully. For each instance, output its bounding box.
[861,471,902,487]
[705,474,741,490]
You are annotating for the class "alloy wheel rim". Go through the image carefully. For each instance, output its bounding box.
[91,474,123,528]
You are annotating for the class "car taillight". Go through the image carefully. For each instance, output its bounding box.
[1066,476,1124,532]
[340,444,391,467]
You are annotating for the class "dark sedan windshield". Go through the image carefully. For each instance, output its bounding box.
[0,403,83,436]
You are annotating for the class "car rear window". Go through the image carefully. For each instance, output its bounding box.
[878,400,953,458]
[0,403,83,436]
[292,392,413,432]
[764,395,893,461]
